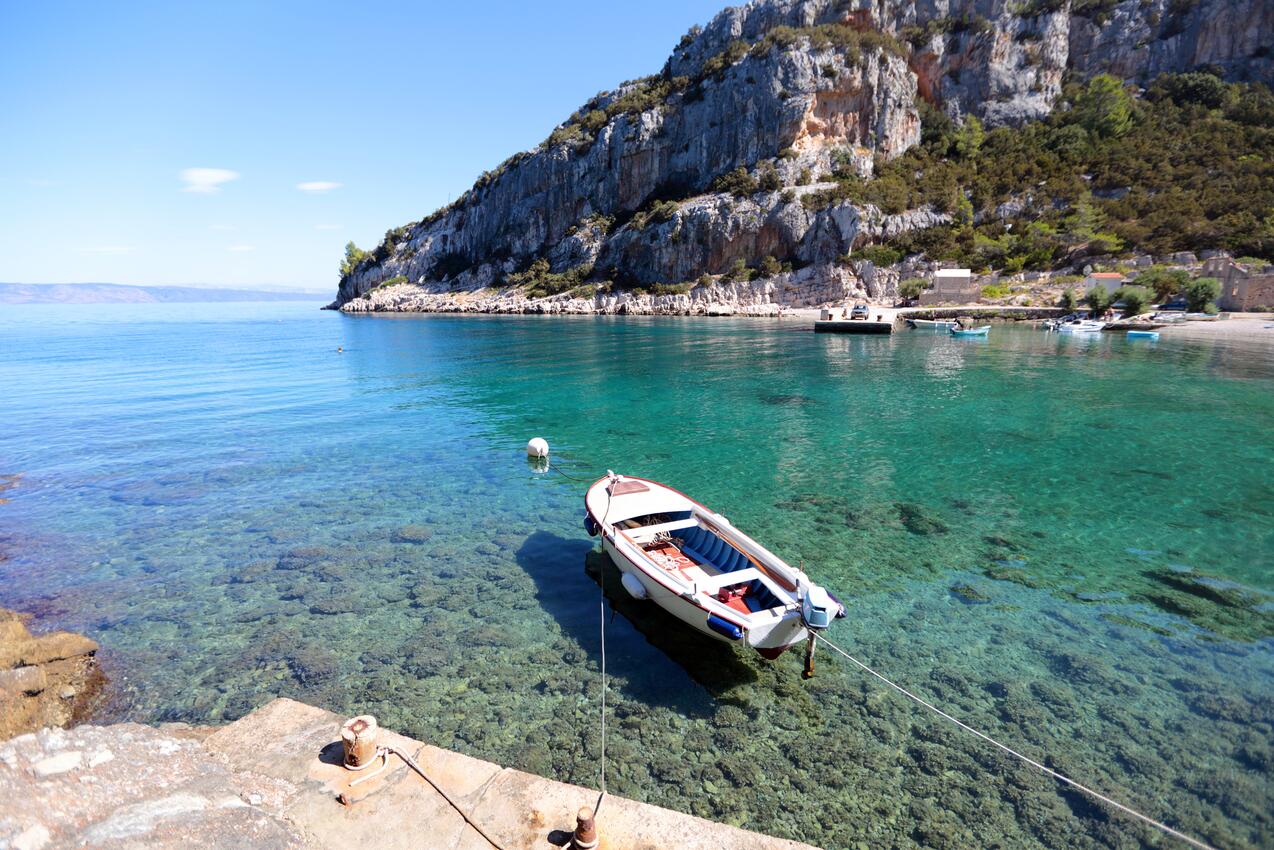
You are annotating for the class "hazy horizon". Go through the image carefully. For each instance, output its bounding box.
[0,281,328,294]
[1,1,723,291]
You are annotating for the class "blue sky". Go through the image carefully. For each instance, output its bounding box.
[0,0,725,290]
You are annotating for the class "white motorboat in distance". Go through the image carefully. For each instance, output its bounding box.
[585,474,845,663]
[1053,319,1107,333]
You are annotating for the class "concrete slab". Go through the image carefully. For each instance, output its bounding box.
[0,722,309,850]
[205,698,821,850]
[0,700,818,850]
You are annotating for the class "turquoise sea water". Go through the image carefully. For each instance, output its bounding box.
[1,303,1271,849]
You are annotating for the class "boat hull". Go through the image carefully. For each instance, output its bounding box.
[598,536,809,655]
[585,475,819,658]
[1056,320,1107,333]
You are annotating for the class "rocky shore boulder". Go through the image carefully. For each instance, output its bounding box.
[0,609,105,739]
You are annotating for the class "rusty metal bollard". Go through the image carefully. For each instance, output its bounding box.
[570,806,599,850]
[341,715,379,769]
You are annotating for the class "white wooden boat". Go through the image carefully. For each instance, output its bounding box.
[585,474,844,662]
[908,318,957,330]
[1056,319,1107,333]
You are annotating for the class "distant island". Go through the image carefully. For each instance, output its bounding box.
[1,283,325,305]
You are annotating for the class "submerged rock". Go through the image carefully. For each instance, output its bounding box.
[275,546,336,571]
[949,583,990,604]
[392,524,434,544]
[307,597,358,616]
[896,502,948,536]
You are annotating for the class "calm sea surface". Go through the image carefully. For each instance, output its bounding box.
[1,303,1271,849]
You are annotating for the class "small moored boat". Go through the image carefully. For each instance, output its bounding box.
[950,325,990,337]
[1127,330,1160,340]
[585,474,844,664]
[1056,319,1107,333]
[908,318,958,331]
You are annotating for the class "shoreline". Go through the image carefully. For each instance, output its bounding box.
[1155,312,1274,342]
[333,289,1274,343]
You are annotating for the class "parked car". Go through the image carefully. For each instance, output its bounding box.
[850,304,870,320]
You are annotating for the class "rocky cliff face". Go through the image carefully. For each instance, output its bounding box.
[1069,0,1274,84]
[333,0,1272,312]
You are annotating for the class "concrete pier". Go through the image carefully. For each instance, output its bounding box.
[813,318,894,334]
[0,698,821,850]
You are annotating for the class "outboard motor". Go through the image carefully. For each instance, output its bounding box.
[801,585,838,630]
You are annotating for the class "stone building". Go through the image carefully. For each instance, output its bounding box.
[1084,272,1125,294]
[1205,255,1274,312]
[919,268,978,305]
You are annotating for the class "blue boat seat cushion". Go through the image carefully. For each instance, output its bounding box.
[675,527,783,612]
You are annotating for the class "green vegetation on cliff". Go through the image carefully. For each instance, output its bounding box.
[834,73,1274,270]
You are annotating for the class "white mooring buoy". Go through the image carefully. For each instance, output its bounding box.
[526,437,549,459]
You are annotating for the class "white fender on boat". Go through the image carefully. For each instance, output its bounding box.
[620,572,649,600]
[526,437,549,459]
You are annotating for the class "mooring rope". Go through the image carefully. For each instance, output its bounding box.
[812,633,1218,850]
[598,590,608,803]
[351,745,506,850]
[593,473,618,815]
[534,450,610,812]
[542,458,594,483]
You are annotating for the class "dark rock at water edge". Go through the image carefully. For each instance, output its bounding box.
[0,608,106,738]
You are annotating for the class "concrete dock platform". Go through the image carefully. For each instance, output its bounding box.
[0,698,821,850]
[813,318,894,334]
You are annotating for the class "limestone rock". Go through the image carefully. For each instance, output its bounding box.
[0,666,47,697]
[12,824,50,850]
[1069,0,1274,84]
[0,609,105,739]
[332,0,1272,312]
[0,722,310,850]
[32,751,83,778]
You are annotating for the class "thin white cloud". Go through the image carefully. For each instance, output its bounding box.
[74,244,135,254]
[314,224,342,230]
[181,167,240,194]
[76,245,136,255]
[226,244,255,253]
[296,181,342,194]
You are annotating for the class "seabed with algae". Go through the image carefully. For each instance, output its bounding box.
[0,303,1270,849]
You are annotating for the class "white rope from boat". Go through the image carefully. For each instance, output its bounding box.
[598,587,608,804]
[812,633,1219,850]
[594,472,618,814]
